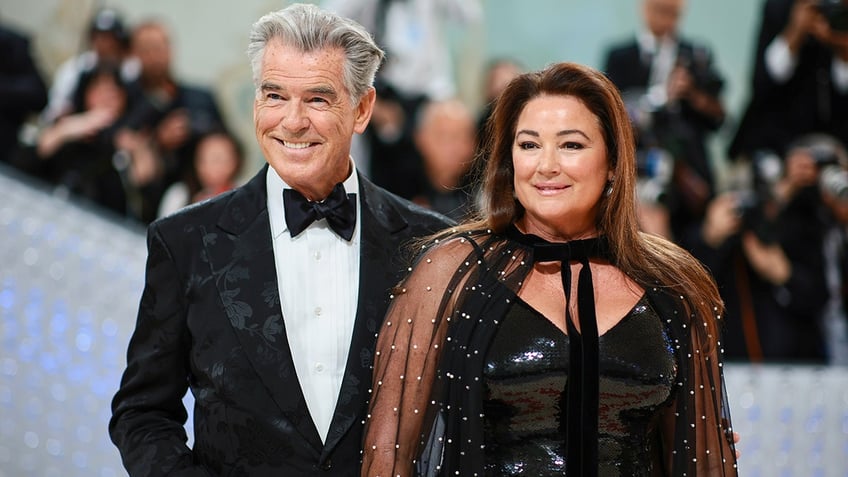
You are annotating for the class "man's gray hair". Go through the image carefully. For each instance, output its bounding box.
[247,3,384,103]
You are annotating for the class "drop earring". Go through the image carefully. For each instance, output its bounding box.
[604,180,613,197]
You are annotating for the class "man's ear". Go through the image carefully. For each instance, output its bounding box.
[353,87,376,134]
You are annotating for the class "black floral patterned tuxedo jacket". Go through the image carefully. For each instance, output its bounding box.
[109,164,451,477]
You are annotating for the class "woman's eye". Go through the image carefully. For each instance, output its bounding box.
[518,141,538,150]
[563,141,584,150]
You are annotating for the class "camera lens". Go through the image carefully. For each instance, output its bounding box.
[820,165,848,200]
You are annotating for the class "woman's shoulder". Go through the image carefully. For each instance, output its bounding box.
[418,228,493,262]
[409,227,529,280]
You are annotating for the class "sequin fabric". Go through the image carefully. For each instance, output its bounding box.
[361,230,738,477]
[482,295,676,476]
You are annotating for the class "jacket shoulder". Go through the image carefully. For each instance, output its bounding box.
[363,179,455,235]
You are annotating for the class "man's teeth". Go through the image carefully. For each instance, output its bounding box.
[284,141,310,149]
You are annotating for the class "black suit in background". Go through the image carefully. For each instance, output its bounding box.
[109,165,451,476]
[603,36,725,246]
[0,24,47,162]
[729,0,848,159]
[689,187,831,362]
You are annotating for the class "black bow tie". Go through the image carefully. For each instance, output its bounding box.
[283,183,356,241]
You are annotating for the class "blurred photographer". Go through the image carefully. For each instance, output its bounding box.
[811,135,848,364]
[730,0,848,161]
[694,134,848,363]
[603,0,726,247]
[126,20,226,212]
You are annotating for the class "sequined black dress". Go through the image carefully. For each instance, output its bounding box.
[361,229,738,477]
[482,295,675,476]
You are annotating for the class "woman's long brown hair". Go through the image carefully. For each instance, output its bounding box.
[457,62,724,346]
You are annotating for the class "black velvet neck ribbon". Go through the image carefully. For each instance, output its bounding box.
[508,226,612,477]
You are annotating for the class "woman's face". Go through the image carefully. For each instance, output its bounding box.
[84,74,126,117]
[512,94,611,240]
[195,135,240,190]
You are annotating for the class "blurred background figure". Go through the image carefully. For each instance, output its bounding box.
[33,62,160,222]
[692,133,848,363]
[411,98,477,220]
[40,7,139,126]
[322,0,481,199]
[156,128,244,218]
[818,138,848,366]
[729,0,848,162]
[476,57,524,138]
[602,0,726,248]
[0,20,48,164]
[127,19,226,205]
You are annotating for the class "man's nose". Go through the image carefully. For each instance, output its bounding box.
[281,102,309,132]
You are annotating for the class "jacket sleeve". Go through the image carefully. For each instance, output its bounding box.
[109,222,211,477]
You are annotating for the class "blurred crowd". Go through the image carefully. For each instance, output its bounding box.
[2,0,848,366]
[1,8,242,224]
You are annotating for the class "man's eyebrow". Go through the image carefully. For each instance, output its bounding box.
[258,82,338,99]
[260,81,282,92]
[308,85,338,99]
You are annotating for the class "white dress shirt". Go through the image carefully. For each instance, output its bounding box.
[266,163,361,443]
[765,36,848,93]
[638,31,680,109]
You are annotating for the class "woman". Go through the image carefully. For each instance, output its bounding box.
[36,62,159,220]
[156,128,244,218]
[361,62,738,476]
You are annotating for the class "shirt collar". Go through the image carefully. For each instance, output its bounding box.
[266,158,360,239]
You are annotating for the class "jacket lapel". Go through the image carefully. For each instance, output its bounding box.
[205,165,324,453]
[321,175,412,457]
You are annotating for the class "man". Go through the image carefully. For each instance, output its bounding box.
[126,20,226,205]
[109,4,451,476]
[411,98,478,221]
[729,0,848,160]
[322,0,481,199]
[603,0,726,247]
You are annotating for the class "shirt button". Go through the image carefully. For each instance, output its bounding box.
[314,251,321,260]
[314,307,322,316]
[315,363,325,373]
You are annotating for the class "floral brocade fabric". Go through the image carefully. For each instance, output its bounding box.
[482,295,676,476]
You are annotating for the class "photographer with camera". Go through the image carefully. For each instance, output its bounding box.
[124,20,226,222]
[730,0,848,161]
[603,0,726,249]
[692,134,848,363]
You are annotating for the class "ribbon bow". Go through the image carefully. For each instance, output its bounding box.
[509,226,612,477]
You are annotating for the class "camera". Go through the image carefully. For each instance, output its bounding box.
[819,165,848,199]
[635,147,674,205]
[816,0,848,32]
[726,150,783,243]
[806,141,848,200]
[676,46,724,95]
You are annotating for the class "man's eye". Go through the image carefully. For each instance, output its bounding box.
[266,93,283,101]
[309,97,329,104]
